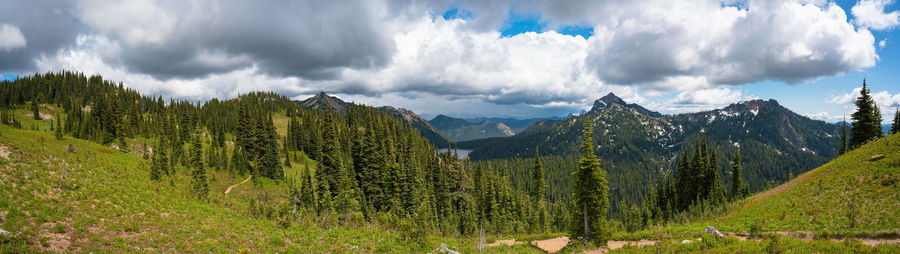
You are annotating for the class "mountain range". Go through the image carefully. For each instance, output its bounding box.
[459,92,841,193]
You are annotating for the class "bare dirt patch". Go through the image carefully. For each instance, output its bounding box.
[531,236,569,253]
[0,143,11,160]
[487,239,521,247]
[22,112,53,120]
[38,222,72,252]
[583,239,659,254]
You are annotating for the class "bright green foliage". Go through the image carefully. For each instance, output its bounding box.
[190,129,208,200]
[729,148,749,200]
[570,119,610,245]
[850,79,883,148]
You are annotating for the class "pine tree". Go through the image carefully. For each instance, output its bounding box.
[569,119,610,245]
[891,108,900,135]
[31,101,41,120]
[729,148,749,200]
[190,129,208,200]
[54,116,64,140]
[707,149,726,203]
[839,116,849,155]
[850,79,883,148]
[531,147,548,232]
[150,138,163,181]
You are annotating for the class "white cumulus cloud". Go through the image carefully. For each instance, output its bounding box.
[852,0,900,30]
[0,24,26,51]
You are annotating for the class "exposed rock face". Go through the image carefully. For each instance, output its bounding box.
[706,226,724,238]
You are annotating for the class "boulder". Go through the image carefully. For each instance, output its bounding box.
[869,154,884,162]
[706,226,725,238]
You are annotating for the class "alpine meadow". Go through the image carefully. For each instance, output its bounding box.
[1,0,899,253]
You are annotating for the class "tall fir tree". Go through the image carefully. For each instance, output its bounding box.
[569,119,610,245]
[706,149,726,203]
[149,140,162,181]
[531,147,549,232]
[729,148,749,200]
[54,115,64,140]
[31,100,41,120]
[891,108,900,135]
[839,116,849,155]
[850,79,883,148]
[190,129,209,200]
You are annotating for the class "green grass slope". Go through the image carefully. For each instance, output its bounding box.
[0,124,536,253]
[705,133,899,234]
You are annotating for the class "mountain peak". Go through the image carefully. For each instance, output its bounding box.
[589,93,661,117]
[599,92,626,105]
[300,92,350,112]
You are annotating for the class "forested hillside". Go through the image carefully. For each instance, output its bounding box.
[0,72,558,239]
[459,93,841,211]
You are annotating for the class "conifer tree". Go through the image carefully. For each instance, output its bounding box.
[891,108,900,135]
[190,129,208,200]
[570,119,610,245]
[850,79,883,148]
[707,149,726,203]
[150,138,163,181]
[54,116,64,140]
[31,100,41,120]
[729,148,749,200]
[839,116,849,155]
[531,147,548,232]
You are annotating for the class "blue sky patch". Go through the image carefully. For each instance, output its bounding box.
[500,12,545,37]
[0,74,17,81]
[557,25,594,38]
[441,8,473,20]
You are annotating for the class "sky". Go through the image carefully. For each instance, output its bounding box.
[1,0,899,122]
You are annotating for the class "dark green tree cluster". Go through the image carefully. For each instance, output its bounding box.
[850,79,883,148]
[638,137,733,226]
[283,104,547,236]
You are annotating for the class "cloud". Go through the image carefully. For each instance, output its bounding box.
[0,0,81,72]
[852,0,900,30]
[802,111,846,122]
[582,0,876,88]
[0,0,887,118]
[0,24,26,51]
[66,0,399,79]
[671,87,745,105]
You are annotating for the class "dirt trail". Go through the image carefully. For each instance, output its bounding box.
[486,239,521,247]
[531,237,569,253]
[582,239,659,254]
[224,175,252,194]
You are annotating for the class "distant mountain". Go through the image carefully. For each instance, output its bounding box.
[378,106,450,147]
[429,115,515,142]
[462,116,565,133]
[460,93,840,194]
[296,92,450,147]
[299,92,351,113]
